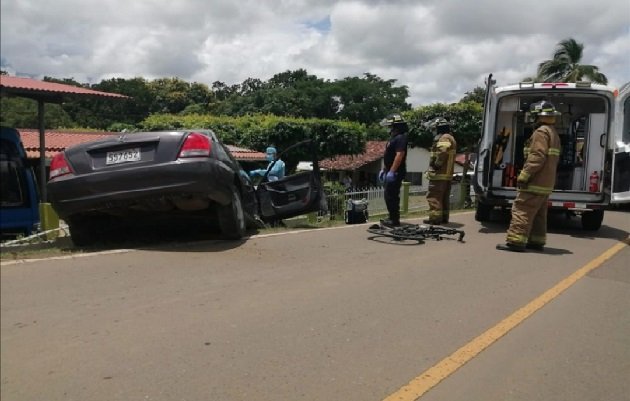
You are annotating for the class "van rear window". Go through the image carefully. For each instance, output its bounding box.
[0,138,21,159]
[0,160,27,207]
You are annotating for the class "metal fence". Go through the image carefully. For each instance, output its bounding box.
[320,184,429,221]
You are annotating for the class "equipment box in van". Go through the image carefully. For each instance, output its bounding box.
[473,76,629,230]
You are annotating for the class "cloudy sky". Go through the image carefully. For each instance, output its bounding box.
[1,0,629,106]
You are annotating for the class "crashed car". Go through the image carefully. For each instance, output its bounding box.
[47,130,324,245]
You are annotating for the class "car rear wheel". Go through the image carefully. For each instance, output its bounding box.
[475,201,492,222]
[581,210,604,231]
[68,216,101,246]
[218,186,246,240]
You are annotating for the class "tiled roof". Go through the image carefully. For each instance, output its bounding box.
[0,76,128,99]
[320,141,386,170]
[18,129,118,159]
[226,146,266,161]
[17,129,266,161]
[319,140,473,171]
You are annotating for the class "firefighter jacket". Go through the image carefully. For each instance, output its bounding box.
[517,124,561,195]
[427,133,457,181]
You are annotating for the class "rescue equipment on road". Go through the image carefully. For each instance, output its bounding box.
[345,199,369,224]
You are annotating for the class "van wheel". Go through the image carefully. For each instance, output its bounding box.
[68,217,100,246]
[581,210,604,231]
[475,201,492,222]
[218,186,246,240]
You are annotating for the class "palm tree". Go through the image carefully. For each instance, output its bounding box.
[537,38,608,84]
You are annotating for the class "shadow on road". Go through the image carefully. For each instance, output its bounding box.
[478,209,629,246]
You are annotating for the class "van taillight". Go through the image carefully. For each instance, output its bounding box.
[49,153,73,180]
[178,132,211,158]
[541,83,569,87]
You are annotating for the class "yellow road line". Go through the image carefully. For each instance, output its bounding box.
[383,240,628,401]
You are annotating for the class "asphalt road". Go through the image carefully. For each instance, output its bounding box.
[1,210,629,401]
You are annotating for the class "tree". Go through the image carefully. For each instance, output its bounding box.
[91,77,154,128]
[331,73,411,125]
[0,97,74,128]
[537,38,608,84]
[459,86,485,104]
[403,102,481,151]
[149,77,194,114]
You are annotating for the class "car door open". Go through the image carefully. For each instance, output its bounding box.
[611,82,630,204]
[255,140,325,222]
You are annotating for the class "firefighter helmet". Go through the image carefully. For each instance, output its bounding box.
[530,100,561,116]
[380,113,406,127]
[425,117,451,134]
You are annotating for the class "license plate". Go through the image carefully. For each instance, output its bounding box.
[106,148,141,165]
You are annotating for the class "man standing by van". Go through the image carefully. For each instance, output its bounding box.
[379,113,408,227]
[497,101,562,252]
[424,118,457,224]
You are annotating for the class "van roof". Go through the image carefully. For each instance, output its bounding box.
[496,82,615,93]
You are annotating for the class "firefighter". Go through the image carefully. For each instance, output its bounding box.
[424,118,457,224]
[496,100,562,252]
[379,113,409,227]
[249,146,285,181]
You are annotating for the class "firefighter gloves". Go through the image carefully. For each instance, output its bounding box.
[517,171,530,189]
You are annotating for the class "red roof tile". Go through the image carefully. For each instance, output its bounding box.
[18,129,118,158]
[0,76,128,99]
[17,129,266,161]
[226,146,266,161]
[320,141,386,170]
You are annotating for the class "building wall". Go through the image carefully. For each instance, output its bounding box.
[407,147,431,172]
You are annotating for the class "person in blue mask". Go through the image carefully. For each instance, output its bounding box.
[249,146,285,181]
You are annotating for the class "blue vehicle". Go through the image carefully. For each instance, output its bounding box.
[0,127,40,237]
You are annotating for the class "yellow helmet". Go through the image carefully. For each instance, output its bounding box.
[530,100,561,116]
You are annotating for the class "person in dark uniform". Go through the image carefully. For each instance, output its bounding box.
[379,113,409,227]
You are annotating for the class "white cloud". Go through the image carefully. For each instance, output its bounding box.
[1,0,629,106]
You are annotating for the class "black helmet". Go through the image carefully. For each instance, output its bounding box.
[530,100,561,116]
[380,113,406,127]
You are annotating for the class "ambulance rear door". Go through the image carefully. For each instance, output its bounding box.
[473,73,497,194]
[611,82,630,204]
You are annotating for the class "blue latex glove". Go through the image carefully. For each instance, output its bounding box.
[378,170,385,183]
[385,171,397,183]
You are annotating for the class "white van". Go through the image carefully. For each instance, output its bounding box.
[473,75,629,230]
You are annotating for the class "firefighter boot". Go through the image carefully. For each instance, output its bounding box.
[496,242,526,252]
[526,243,544,251]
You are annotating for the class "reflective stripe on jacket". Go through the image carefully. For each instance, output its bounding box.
[427,133,457,181]
[518,124,561,195]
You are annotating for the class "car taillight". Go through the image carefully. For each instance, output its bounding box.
[178,132,211,158]
[49,152,73,180]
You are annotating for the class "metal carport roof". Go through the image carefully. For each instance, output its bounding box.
[0,75,128,201]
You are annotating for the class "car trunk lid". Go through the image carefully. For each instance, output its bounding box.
[64,131,187,175]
